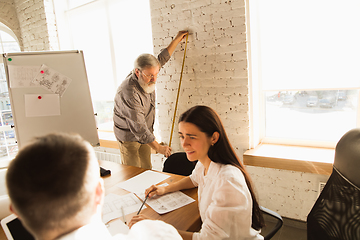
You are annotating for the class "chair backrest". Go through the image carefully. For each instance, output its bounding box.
[162,152,196,176]
[333,128,360,187]
[260,206,283,240]
[307,128,360,240]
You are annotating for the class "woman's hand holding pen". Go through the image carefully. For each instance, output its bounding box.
[128,185,167,228]
[145,185,167,198]
[128,214,151,229]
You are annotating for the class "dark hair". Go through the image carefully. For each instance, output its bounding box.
[179,105,265,230]
[6,133,94,234]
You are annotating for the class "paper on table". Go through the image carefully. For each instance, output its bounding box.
[102,193,145,224]
[8,65,40,88]
[32,64,72,97]
[116,170,170,193]
[106,219,129,236]
[136,190,195,215]
[25,94,60,117]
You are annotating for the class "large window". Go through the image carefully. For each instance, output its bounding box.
[0,23,21,166]
[248,0,360,148]
[53,0,153,140]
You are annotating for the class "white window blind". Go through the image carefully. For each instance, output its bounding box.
[248,0,360,147]
[257,0,360,91]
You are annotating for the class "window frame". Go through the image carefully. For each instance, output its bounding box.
[53,0,156,144]
[246,0,360,149]
[0,23,21,167]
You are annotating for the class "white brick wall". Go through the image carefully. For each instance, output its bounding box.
[149,0,326,222]
[0,0,23,48]
[248,166,329,221]
[13,0,58,51]
[150,0,249,157]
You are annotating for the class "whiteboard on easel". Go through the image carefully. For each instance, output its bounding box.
[2,50,99,148]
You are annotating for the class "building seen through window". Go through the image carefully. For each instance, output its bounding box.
[248,0,360,148]
[265,90,358,144]
[0,23,21,163]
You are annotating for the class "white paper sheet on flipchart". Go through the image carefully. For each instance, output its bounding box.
[136,183,195,215]
[25,94,60,117]
[116,170,170,193]
[106,218,129,236]
[8,65,40,88]
[102,193,145,224]
[32,64,72,97]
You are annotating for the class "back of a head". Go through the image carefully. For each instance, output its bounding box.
[134,53,160,71]
[334,128,360,187]
[6,133,96,235]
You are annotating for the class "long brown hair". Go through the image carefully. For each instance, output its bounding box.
[179,105,265,230]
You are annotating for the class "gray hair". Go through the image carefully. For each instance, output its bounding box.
[134,53,160,71]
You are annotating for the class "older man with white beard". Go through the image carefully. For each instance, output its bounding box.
[113,30,188,169]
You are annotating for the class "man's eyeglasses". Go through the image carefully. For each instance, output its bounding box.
[141,71,157,80]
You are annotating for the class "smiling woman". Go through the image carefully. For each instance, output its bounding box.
[178,121,216,163]
[133,105,266,240]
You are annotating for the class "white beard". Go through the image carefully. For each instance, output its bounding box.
[138,75,156,93]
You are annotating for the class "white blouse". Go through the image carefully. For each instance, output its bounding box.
[190,161,263,240]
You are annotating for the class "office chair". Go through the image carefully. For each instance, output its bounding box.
[307,128,360,240]
[162,152,197,176]
[260,206,283,240]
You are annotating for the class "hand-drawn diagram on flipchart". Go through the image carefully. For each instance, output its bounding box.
[3,50,99,148]
[102,193,144,224]
[137,190,195,215]
[32,64,72,97]
[8,65,39,88]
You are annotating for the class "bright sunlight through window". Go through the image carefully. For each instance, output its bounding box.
[248,0,360,148]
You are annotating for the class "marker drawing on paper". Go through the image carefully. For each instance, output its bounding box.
[102,193,145,224]
[136,190,195,215]
[8,65,40,88]
[32,64,72,97]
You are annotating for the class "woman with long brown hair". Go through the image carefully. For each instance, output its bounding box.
[130,105,265,239]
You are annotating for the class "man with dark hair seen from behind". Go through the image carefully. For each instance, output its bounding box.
[113,30,188,169]
[6,133,182,240]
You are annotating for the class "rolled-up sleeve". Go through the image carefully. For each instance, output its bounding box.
[158,48,170,67]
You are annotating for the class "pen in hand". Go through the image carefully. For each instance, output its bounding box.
[137,193,149,215]
[121,206,126,224]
